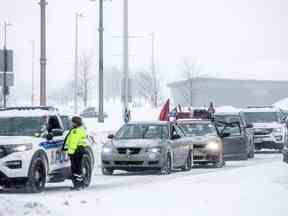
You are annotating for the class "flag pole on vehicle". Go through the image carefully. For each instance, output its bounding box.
[159,99,170,121]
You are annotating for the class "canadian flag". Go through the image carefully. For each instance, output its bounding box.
[159,99,170,121]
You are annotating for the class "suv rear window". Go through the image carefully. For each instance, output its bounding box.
[242,112,279,124]
[61,116,72,130]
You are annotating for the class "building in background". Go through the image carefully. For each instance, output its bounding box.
[168,77,288,108]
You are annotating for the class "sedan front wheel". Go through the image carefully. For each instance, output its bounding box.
[213,154,225,168]
[181,151,192,171]
[160,154,172,175]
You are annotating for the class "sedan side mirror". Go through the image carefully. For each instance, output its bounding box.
[46,133,54,141]
[281,116,287,123]
[108,134,114,139]
[171,134,181,140]
[221,132,230,138]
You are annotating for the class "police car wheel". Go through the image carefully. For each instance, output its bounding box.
[26,158,46,193]
[81,154,92,188]
[102,168,114,175]
[248,150,254,159]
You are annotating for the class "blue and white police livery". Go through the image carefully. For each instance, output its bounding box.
[0,107,94,193]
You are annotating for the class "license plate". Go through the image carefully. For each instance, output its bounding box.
[194,149,205,156]
[115,155,136,160]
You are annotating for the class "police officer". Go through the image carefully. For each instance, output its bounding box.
[64,116,88,190]
[124,108,131,124]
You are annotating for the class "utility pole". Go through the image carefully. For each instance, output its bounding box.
[30,40,36,106]
[123,0,129,120]
[98,0,104,123]
[2,22,11,108]
[74,13,83,114]
[91,0,109,122]
[39,0,47,106]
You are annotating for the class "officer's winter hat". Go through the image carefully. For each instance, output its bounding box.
[72,116,83,127]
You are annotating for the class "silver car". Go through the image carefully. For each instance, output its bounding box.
[177,119,225,168]
[101,121,193,175]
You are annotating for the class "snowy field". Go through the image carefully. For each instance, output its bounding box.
[0,153,287,216]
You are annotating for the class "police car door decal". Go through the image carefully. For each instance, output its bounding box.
[39,140,69,165]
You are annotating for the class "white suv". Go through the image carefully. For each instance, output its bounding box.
[241,106,287,151]
[0,107,94,193]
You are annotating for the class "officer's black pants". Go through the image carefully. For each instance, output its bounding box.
[69,146,85,187]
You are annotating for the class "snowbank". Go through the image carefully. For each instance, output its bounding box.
[1,156,287,216]
[273,98,288,110]
[215,106,241,114]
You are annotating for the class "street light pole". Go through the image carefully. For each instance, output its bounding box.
[91,0,110,122]
[123,0,129,121]
[39,0,47,106]
[74,13,83,114]
[2,22,11,108]
[98,0,104,123]
[30,40,36,106]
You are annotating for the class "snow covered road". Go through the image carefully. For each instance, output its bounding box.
[1,153,287,216]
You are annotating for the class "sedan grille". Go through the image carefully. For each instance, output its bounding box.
[114,161,144,166]
[193,144,206,149]
[194,155,205,160]
[254,128,273,135]
[117,148,142,155]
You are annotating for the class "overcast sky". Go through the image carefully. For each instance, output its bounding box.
[1,0,288,102]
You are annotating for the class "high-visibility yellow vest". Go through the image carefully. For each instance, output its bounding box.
[65,127,88,155]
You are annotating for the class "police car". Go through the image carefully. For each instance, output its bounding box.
[0,107,94,193]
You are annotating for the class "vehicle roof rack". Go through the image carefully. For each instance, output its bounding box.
[246,106,274,109]
[0,106,58,111]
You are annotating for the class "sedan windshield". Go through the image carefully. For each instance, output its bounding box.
[0,117,46,136]
[115,124,166,139]
[179,123,217,137]
[242,112,279,124]
[214,115,240,123]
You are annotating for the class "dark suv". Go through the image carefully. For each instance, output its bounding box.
[214,112,255,159]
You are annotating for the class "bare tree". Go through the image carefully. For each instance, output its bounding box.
[179,58,201,106]
[134,69,161,107]
[79,52,95,107]
[104,67,122,101]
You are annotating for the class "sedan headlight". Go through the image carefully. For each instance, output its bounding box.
[102,146,113,154]
[273,128,283,133]
[206,142,220,151]
[147,147,162,154]
[10,144,33,153]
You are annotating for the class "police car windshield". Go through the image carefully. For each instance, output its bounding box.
[243,112,279,124]
[115,124,166,140]
[0,117,45,136]
[179,123,217,137]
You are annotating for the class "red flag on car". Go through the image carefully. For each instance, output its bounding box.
[159,99,170,121]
